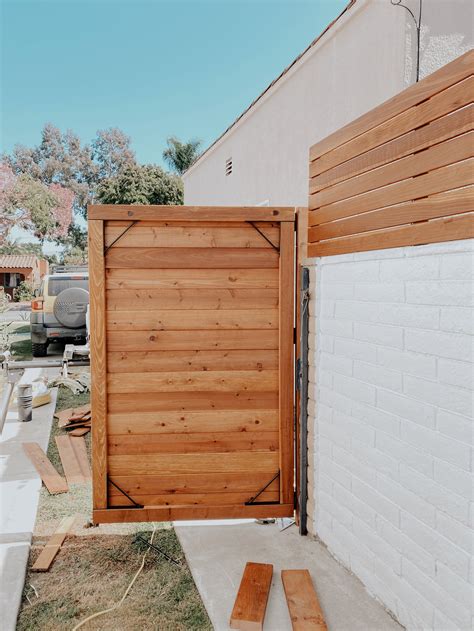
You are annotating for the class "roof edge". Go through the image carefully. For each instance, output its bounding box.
[183,0,359,178]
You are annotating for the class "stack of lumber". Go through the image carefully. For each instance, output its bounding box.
[54,404,91,436]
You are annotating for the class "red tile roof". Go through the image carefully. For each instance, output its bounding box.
[0,255,39,269]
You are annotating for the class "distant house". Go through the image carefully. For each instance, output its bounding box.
[0,255,49,298]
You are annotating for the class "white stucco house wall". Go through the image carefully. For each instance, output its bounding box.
[183,1,473,630]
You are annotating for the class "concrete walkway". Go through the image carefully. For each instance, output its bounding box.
[175,520,403,631]
[0,368,58,631]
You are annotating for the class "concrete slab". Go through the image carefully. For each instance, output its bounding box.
[175,520,403,631]
[0,369,59,631]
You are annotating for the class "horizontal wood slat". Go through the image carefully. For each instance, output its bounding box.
[104,224,280,248]
[107,350,279,373]
[106,247,279,269]
[308,213,474,257]
[107,329,279,351]
[106,268,279,289]
[109,451,279,476]
[107,370,278,393]
[106,309,278,330]
[89,205,295,221]
[108,472,280,495]
[107,409,278,435]
[93,504,294,523]
[108,431,279,454]
[108,491,279,507]
[108,391,279,413]
[106,288,279,310]
[308,53,474,256]
[310,103,473,192]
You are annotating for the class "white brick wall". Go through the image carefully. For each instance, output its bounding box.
[307,239,474,631]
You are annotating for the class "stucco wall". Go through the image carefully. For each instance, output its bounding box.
[307,239,473,631]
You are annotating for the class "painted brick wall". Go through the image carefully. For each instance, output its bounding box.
[307,238,473,631]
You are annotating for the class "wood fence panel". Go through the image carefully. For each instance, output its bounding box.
[89,206,296,523]
[308,51,474,257]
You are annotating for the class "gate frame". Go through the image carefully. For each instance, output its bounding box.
[88,205,298,524]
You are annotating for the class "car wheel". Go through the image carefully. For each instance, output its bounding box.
[32,342,48,357]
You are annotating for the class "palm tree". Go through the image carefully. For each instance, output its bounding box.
[163,137,202,175]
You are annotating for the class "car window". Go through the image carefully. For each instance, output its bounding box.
[47,277,89,296]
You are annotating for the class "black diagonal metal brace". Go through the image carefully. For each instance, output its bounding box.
[246,221,280,253]
[245,470,280,505]
[108,475,144,508]
[104,220,138,255]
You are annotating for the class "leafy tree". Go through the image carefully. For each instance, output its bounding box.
[0,167,73,243]
[0,241,43,256]
[91,128,136,181]
[4,123,136,218]
[163,136,201,175]
[58,223,88,264]
[97,164,183,205]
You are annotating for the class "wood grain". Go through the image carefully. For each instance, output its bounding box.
[106,268,279,290]
[108,472,280,496]
[108,391,279,413]
[88,219,108,508]
[108,431,279,454]
[230,562,273,631]
[106,309,278,330]
[107,370,278,394]
[309,187,474,241]
[107,349,279,373]
[108,451,279,476]
[281,570,327,631]
[279,222,295,505]
[93,503,294,523]
[22,443,68,494]
[106,288,279,310]
[89,205,295,221]
[107,329,279,352]
[308,213,474,257]
[31,515,77,572]
[104,224,280,248]
[310,103,474,190]
[55,435,85,485]
[107,409,278,435]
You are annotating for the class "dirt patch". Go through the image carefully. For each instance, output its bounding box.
[18,530,211,631]
[17,386,212,629]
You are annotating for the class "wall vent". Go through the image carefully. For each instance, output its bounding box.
[225,157,233,176]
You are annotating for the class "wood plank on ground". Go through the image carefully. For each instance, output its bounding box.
[55,435,85,484]
[69,427,90,437]
[22,443,68,494]
[281,569,327,631]
[31,514,77,572]
[230,562,273,631]
[70,436,91,480]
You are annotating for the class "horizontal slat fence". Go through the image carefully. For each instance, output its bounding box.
[308,50,474,257]
[88,206,296,523]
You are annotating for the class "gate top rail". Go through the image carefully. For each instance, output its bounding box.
[88,205,296,222]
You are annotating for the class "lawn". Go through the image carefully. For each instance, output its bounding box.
[17,385,212,631]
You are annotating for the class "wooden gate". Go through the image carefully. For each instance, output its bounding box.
[88,205,296,523]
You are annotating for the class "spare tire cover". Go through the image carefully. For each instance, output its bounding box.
[54,287,89,328]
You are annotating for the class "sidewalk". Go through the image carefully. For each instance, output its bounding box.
[0,368,58,631]
[175,520,403,631]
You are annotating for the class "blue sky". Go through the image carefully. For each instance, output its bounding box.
[1,0,348,167]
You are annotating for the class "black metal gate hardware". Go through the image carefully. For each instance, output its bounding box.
[245,470,280,505]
